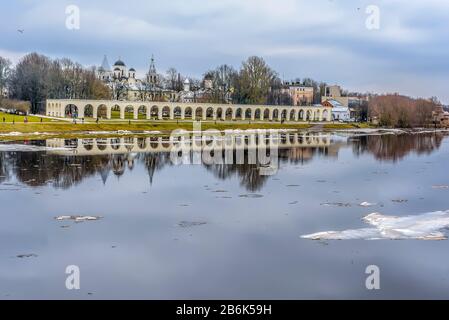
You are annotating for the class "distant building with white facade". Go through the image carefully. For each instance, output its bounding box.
[96,55,176,102]
[322,99,351,121]
[321,85,367,108]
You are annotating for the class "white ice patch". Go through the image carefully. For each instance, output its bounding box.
[0,132,57,137]
[0,144,72,152]
[55,215,102,222]
[359,202,377,207]
[301,210,449,241]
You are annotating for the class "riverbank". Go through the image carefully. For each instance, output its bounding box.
[0,118,379,141]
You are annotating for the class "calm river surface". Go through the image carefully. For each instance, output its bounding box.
[0,131,448,299]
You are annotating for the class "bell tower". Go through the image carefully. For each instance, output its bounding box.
[147,55,157,85]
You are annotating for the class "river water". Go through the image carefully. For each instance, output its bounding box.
[0,130,448,299]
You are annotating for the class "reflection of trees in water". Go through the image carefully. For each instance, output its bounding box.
[6,152,115,189]
[278,147,331,165]
[1,133,446,190]
[351,133,444,162]
[204,163,268,192]
[142,153,171,184]
[0,152,9,183]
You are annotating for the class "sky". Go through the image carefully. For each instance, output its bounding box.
[1,0,448,103]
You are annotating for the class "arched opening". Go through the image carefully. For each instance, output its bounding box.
[299,109,304,120]
[111,105,121,119]
[96,139,107,151]
[150,137,158,148]
[273,109,279,121]
[137,137,147,149]
[281,109,287,120]
[65,104,78,118]
[216,108,223,119]
[162,106,170,119]
[184,107,192,120]
[306,110,312,121]
[97,104,108,119]
[150,106,159,119]
[194,107,203,120]
[83,139,94,151]
[206,107,214,120]
[255,109,261,120]
[225,108,233,120]
[111,138,121,150]
[124,137,134,151]
[290,110,296,121]
[263,109,270,120]
[291,133,297,144]
[84,105,93,118]
[235,108,243,120]
[322,109,328,121]
[245,108,252,120]
[125,106,134,119]
[138,106,147,119]
[174,107,182,119]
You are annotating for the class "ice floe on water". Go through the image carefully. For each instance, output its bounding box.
[320,202,352,207]
[0,144,72,152]
[55,215,102,222]
[359,202,377,207]
[301,210,449,240]
[432,185,449,189]
[0,131,58,137]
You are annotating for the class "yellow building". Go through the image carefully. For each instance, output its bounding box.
[282,82,314,106]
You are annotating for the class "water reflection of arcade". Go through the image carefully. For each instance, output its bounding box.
[46,132,332,156]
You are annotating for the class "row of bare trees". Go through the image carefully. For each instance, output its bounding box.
[368,94,438,127]
[3,53,110,114]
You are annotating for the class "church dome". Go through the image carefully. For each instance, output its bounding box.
[114,59,125,66]
[129,68,136,72]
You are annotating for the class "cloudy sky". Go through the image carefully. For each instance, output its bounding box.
[1,0,448,103]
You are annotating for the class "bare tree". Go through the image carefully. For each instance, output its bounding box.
[9,53,110,113]
[165,68,178,91]
[0,56,11,103]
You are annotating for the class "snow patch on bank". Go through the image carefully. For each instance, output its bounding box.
[0,144,72,152]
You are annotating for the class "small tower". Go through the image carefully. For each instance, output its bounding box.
[113,57,126,78]
[128,68,136,79]
[183,78,190,92]
[98,55,111,80]
[147,55,157,85]
[101,55,111,72]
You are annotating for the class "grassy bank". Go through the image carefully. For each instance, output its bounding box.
[0,115,381,141]
[0,121,313,139]
[0,112,54,123]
